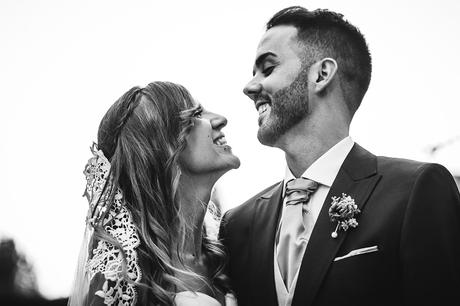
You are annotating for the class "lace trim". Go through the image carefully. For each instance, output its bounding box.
[83,143,112,226]
[85,190,142,305]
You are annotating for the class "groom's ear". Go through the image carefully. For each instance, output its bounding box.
[310,58,338,94]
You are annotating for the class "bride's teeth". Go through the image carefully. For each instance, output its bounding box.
[214,136,227,146]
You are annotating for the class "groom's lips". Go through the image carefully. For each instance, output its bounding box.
[255,99,271,111]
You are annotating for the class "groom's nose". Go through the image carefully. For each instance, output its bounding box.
[243,79,262,101]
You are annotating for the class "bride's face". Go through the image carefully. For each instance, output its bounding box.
[179,105,240,176]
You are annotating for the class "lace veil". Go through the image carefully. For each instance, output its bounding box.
[68,143,141,306]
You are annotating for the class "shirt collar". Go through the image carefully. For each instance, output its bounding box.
[284,136,355,189]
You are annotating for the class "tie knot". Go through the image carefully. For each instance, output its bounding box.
[285,178,318,206]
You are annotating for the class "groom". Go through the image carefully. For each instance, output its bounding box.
[220,6,460,306]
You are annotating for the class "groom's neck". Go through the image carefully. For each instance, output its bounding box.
[281,129,349,178]
[275,104,350,177]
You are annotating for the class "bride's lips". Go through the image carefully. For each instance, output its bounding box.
[213,133,231,149]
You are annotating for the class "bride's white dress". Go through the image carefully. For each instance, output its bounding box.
[174,291,238,306]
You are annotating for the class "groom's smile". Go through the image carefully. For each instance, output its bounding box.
[255,96,271,126]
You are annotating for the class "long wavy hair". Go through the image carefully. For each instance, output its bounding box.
[94,81,229,305]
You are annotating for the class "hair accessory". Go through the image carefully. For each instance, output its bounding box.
[80,143,142,305]
[83,143,114,226]
[112,87,142,144]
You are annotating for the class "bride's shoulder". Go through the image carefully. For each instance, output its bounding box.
[174,291,237,306]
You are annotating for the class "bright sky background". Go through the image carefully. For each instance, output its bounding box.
[1,0,459,299]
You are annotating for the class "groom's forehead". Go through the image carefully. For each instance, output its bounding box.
[253,25,301,66]
[258,25,298,48]
[255,26,299,58]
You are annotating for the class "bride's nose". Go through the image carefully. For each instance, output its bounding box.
[210,112,228,130]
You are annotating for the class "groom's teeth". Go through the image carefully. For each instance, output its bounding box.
[258,103,268,115]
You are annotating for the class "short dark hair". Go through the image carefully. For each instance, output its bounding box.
[267,6,372,113]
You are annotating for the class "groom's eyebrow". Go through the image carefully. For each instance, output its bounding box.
[253,52,276,75]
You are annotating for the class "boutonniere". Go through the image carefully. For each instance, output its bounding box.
[328,193,360,239]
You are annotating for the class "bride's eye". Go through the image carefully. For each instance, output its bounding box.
[193,106,203,118]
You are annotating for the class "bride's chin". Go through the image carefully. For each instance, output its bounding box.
[230,156,241,169]
[211,162,240,181]
[222,155,242,171]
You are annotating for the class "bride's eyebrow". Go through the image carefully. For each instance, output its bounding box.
[191,103,203,116]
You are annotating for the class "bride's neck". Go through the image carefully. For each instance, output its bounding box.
[178,174,214,258]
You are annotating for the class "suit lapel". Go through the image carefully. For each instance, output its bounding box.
[292,144,382,306]
[249,182,284,306]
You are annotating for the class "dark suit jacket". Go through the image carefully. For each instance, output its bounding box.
[220,144,460,306]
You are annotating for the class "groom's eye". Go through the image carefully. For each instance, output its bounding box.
[262,66,275,76]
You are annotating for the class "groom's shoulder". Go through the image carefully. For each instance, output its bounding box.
[242,181,282,205]
[354,144,427,177]
[375,154,453,182]
[224,181,281,218]
[377,155,426,174]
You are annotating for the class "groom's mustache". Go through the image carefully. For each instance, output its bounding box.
[253,93,272,108]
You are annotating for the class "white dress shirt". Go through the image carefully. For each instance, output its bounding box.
[274,136,355,306]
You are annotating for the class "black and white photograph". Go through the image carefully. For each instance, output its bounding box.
[1,0,459,305]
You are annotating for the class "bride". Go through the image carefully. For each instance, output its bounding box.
[69,81,240,305]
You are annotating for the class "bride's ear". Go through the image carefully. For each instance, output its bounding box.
[310,58,338,94]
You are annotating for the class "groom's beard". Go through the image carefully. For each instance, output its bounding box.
[258,68,311,146]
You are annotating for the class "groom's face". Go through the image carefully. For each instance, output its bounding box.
[243,25,311,146]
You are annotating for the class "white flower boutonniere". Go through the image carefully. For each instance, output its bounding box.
[328,193,360,239]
